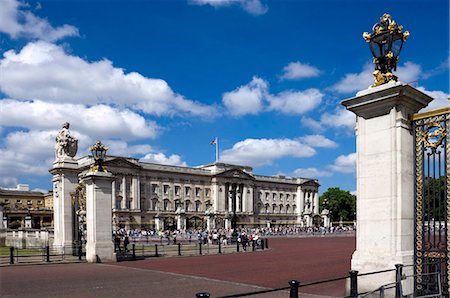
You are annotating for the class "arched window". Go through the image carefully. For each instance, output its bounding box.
[195,200,201,212]
[280,204,284,213]
[264,203,269,213]
[152,198,159,211]
[286,204,290,214]
[272,204,277,213]
[163,199,170,211]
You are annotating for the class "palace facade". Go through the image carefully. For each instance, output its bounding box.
[75,156,322,231]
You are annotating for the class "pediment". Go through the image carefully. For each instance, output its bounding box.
[215,168,255,180]
[301,179,320,187]
[104,157,140,170]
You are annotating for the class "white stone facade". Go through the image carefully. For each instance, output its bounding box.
[75,157,321,231]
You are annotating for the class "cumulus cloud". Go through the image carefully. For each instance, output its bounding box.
[140,153,187,167]
[0,127,171,187]
[0,41,215,117]
[280,61,321,80]
[223,76,323,116]
[331,62,422,94]
[0,99,159,140]
[220,138,316,167]
[0,0,79,41]
[222,76,267,116]
[299,135,338,148]
[417,88,449,111]
[190,0,268,16]
[301,108,355,132]
[327,153,356,174]
[267,89,323,115]
[293,167,333,178]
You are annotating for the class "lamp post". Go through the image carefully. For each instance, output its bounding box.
[363,13,409,87]
[89,140,108,172]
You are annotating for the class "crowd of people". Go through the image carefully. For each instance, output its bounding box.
[112,225,355,251]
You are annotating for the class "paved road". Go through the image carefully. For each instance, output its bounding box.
[1,236,355,297]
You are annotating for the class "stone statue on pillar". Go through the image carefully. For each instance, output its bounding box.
[55,122,78,160]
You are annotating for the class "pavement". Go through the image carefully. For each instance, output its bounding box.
[0,235,356,298]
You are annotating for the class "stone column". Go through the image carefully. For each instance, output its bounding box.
[50,159,79,252]
[342,83,432,294]
[111,180,116,210]
[121,175,126,209]
[296,185,303,225]
[0,205,4,228]
[313,191,319,214]
[80,170,116,263]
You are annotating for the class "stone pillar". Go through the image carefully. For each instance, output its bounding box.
[121,175,127,209]
[111,180,116,210]
[50,159,79,252]
[342,83,432,294]
[80,170,116,263]
[155,216,162,231]
[0,205,4,228]
[313,191,319,214]
[296,186,303,225]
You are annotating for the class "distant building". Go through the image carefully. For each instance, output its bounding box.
[0,185,53,229]
[73,156,322,231]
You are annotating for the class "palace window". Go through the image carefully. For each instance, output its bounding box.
[175,186,180,196]
[163,185,169,195]
[195,187,201,197]
[205,188,210,197]
[195,200,201,212]
[151,184,158,194]
[185,200,191,212]
[163,199,169,211]
[185,186,191,197]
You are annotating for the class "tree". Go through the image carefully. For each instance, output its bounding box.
[320,187,356,222]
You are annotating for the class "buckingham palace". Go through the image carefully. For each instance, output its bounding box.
[74,156,322,231]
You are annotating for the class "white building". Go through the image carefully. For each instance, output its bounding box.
[74,156,321,231]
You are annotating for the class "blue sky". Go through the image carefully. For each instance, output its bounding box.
[0,0,448,193]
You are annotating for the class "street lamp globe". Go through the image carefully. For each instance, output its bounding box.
[363,13,409,87]
[89,140,108,172]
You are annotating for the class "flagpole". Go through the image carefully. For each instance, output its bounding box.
[215,137,219,163]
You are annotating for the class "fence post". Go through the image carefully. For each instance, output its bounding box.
[195,292,210,298]
[380,285,385,298]
[218,240,222,254]
[395,264,403,298]
[199,243,202,255]
[132,244,136,259]
[289,279,300,298]
[237,241,240,252]
[78,245,82,261]
[155,244,159,257]
[9,246,14,264]
[261,239,264,250]
[46,245,50,262]
[178,243,182,256]
[265,238,269,249]
[349,270,358,298]
[252,240,256,251]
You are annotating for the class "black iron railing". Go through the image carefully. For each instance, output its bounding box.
[196,264,407,298]
[1,244,85,265]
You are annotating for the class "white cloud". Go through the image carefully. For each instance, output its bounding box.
[327,153,356,174]
[331,62,422,94]
[301,108,355,132]
[222,76,267,116]
[220,138,316,167]
[299,135,338,148]
[223,77,322,116]
[190,0,268,16]
[0,0,79,41]
[0,99,159,140]
[293,167,332,178]
[267,89,323,115]
[140,153,187,167]
[0,41,215,117]
[280,61,321,80]
[417,88,449,111]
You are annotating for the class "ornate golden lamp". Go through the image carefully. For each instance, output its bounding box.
[363,13,409,87]
[89,140,108,172]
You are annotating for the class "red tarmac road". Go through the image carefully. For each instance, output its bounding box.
[1,235,355,297]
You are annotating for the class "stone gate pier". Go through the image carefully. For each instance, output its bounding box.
[342,82,433,295]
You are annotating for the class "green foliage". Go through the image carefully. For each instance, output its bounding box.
[319,187,356,221]
[423,176,446,221]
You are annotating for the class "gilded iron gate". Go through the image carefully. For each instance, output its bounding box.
[414,107,449,296]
